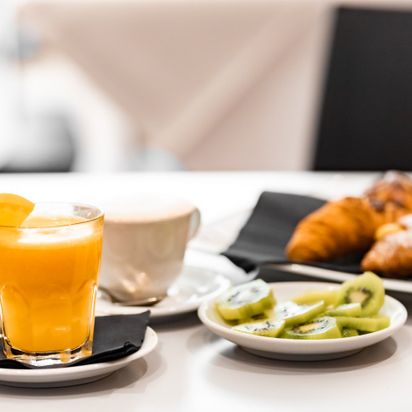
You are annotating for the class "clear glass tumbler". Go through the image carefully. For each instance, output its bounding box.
[0,202,104,366]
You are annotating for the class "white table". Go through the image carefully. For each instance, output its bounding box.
[0,172,411,411]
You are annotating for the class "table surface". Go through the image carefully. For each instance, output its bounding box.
[0,172,411,411]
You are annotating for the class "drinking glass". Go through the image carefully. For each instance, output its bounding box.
[0,203,103,366]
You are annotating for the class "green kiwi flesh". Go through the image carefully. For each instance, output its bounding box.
[233,319,285,337]
[336,272,384,316]
[216,280,275,321]
[342,328,359,338]
[335,315,390,332]
[293,290,338,307]
[282,316,342,340]
[274,300,325,327]
[325,303,362,317]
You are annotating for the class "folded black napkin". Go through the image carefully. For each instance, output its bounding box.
[0,312,150,369]
[223,192,365,277]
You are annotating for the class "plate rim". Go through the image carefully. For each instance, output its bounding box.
[198,281,408,353]
[271,263,412,294]
[0,327,158,380]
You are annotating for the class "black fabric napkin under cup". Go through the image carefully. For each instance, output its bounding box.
[223,191,365,276]
[0,312,150,369]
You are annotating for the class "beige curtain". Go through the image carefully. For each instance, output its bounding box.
[20,0,412,170]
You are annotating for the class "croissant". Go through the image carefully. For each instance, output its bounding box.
[365,171,412,211]
[286,197,384,262]
[361,215,412,277]
[286,171,412,263]
[361,230,412,277]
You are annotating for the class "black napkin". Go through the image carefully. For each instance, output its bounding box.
[0,312,150,369]
[223,192,365,277]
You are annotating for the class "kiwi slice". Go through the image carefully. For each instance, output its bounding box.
[325,303,362,317]
[336,272,384,316]
[293,290,338,307]
[216,280,275,321]
[233,319,285,337]
[274,300,325,327]
[342,328,359,338]
[282,316,342,340]
[335,315,390,332]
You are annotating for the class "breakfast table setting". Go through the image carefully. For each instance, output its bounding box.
[0,171,411,412]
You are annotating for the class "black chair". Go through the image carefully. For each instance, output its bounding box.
[313,7,412,171]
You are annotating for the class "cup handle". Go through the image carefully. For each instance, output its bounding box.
[188,207,201,240]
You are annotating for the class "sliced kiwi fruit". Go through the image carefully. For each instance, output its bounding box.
[336,272,385,316]
[282,316,342,340]
[233,319,285,337]
[274,300,325,327]
[293,290,338,307]
[250,311,272,321]
[325,303,362,317]
[223,310,272,326]
[342,328,359,338]
[335,315,390,332]
[216,279,275,321]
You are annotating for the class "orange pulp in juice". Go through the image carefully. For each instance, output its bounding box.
[0,215,103,353]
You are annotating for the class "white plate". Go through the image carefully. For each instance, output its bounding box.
[96,264,231,319]
[271,263,412,294]
[194,207,412,295]
[198,282,408,361]
[0,327,158,388]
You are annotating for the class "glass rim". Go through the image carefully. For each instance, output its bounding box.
[0,201,104,229]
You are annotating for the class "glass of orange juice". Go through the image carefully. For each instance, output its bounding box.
[0,201,104,366]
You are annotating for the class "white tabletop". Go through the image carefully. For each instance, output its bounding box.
[0,172,410,411]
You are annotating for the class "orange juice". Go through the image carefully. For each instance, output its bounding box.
[0,207,103,362]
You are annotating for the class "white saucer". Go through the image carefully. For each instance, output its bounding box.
[96,264,231,319]
[198,282,407,361]
[0,327,158,388]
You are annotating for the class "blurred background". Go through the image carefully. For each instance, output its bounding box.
[2,0,412,172]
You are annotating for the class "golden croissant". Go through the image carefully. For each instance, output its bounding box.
[361,231,412,277]
[286,171,412,263]
[362,216,412,277]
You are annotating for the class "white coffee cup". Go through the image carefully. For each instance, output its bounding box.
[100,197,201,303]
